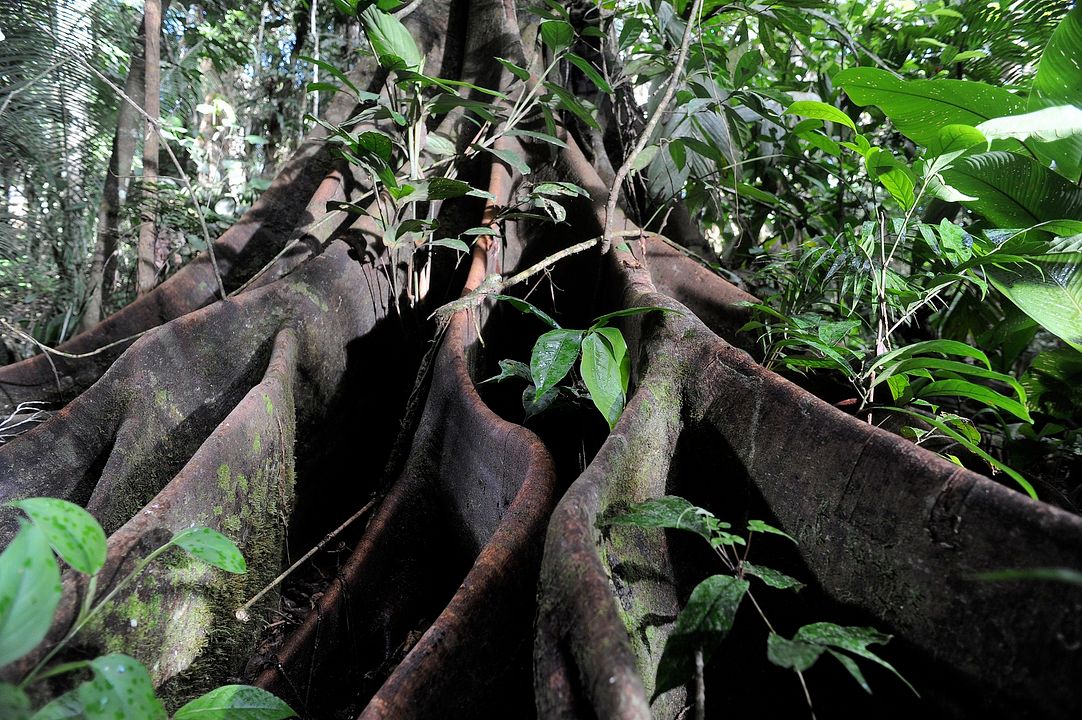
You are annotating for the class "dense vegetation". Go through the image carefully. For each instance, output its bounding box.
[1,0,1080,718]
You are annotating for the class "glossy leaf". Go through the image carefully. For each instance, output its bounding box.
[0,520,62,667]
[580,331,625,429]
[530,329,582,401]
[989,257,1082,353]
[360,7,422,71]
[1031,6,1082,180]
[915,379,1032,422]
[829,649,872,693]
[171,528,247,574]
[174,685,296,720]
[870,339,991,373]
[834,67,1025,150]
[77,655,165,719]
[495,295,560,329]
[481,359,532,384]
[654,575,748,698]
[9,497,107,575]
[742,562,804,591]
[794,623,916,694]
[976,105,1082,147]
[593,326,630,395]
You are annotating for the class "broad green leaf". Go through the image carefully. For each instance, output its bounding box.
[654,575,748,698]
[428,238,470,253]
[540,20,574,51]
[794,623,916,694]
[973,567,1082,585]
[9,498,107,575]
[483,146,531,175]
[742,562,804,591]
[543,82,601,129]
[171,528,247,574]
[78,654,165,720]
[878,167,915,209]
[1031,6,1082,181]
[494,56,530,82]
[495,295,560,329]
[566,53,611,93]
[927,124,986,156]
[360,7,422,71]
[630,145,659,173]
[530,329,583,401]
[174,685,296,720]
[354,130,393,163]
[602,495,718,541]
[29,691,83,720]
[0,521,61,666]
[989,257,1082,353]
[424,133,456,156]
[767,633,824,672]
[873,357,1028,409]
[522,384,559,420]
[0,683,30,720]
[834,67,1025,150]
[940,152,1082,228]
[746,519,797,544]
[580,332,625,429]
[784,100,856,133]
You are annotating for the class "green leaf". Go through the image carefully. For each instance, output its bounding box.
[494,56,530,82]
[870,339,991,373]
[593,326,630,395]
[171,528,247,574]
[654,575,749,698]
[495,295,560,329]
[360,7,422,71]
[915,379,1032,422]
[539,20,574,51]
[424,133,456,156]
[630,144,659,172]
[746,519,797,544]
[0,520,61,666]
[9,498,107,575]
[354,130,393,163]
[174,685,296,720]
[1031,6,1082,181]
[742,562,804,591]
[504,128,568,148]
[784,100,856,133]
[0,683,30,720]
[580,332,625,429]
[428,238,470,253]
[976,105,1082,147]
[873,358,1028,409]
[530,329,583,401]
[543,82,600,129]
[481,359,532,384]
[566,53,611,93]
[483,146,531,175]
[794,623,916,694]
[29,691,83,720]
[298,55,360,96]
[989,256,1082,353]
[828,648,871,693]
[927,124,987,156]
[78,654,166,720]
[942,151,1082,228]
[589,305,676,330]
[602,496,717,542]
[834,67,1025,150]
[767,633,824,672]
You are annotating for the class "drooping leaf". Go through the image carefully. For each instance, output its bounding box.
[9,498,107,575]
[360,7,423,71]
[580,332,625,429]
[589,305,676,330]
[173,685,296,720]
[78,654,166,720]
[171,528,247,574]
[828,649,872,693]
[566,53,611,93]
[543,82,601,129]
[483,146,531,175]
[495,295,560,329]
[870,339,992,373]
[767,633,824,672]
[1031,6,1082,181]
[602,495,717,542]
[989,256,1082,353]
[481,359,532,384]
[530,329,583,401]
[494,56,530,82]
[794,623,916,694]
[746,519,797,544]
[0,520,62,667]
[915,379,1032,422]
[654,575,749,698]
[834,67,1026,150]
[593,326,630,395]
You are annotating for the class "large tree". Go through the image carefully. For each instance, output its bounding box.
[1,1,1080,718]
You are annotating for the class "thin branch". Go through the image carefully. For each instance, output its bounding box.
[602,0,705,253]
[0,319,150,360]
[76,57,227,300]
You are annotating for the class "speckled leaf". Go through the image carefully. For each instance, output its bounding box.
[604,496,717,542]
[10,498,107,575]
[0,520,62,667]
[742,562,804,591]
[171,528,247,574]
[77,654,165,720]
[794,623,916,694]
[174,685,296,720]
[767,633,824,671]
[654,575,748,698]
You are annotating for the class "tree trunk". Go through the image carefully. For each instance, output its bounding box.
[135,0,161,296]
[1,1,1080,718]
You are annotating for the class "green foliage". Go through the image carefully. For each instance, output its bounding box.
[601,495,913,708]
[0,499,294,718]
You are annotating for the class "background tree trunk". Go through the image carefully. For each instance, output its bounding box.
[135,0,161,295]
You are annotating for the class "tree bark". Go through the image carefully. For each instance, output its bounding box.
[135,0,161,295]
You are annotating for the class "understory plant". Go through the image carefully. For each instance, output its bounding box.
[602,495,915,714]
[0,497,294,720]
